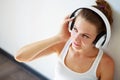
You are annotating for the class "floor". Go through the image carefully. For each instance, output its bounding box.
[0,48,48,80]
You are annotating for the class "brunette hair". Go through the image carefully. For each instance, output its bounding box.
[77,0,113,34]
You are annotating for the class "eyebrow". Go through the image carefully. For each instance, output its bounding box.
[83,33,92,37]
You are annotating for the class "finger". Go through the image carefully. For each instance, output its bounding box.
[65,14,71,19]
[66,16,75,22]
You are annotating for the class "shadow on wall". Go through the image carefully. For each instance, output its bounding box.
[106,9,120,80]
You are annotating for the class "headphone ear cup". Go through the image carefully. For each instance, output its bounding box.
[93,32,106,48]
[95,34,106,48]
[68,8,80,32]
[68,18,75,32]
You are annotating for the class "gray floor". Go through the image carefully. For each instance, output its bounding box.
[0,50,48,80]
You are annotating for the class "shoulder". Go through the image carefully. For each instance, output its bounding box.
[53,41,67,55]
[99,52,115,79]
[54,38,71,55]
[101,53,114,68]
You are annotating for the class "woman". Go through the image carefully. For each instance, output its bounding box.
[15,0,114,80]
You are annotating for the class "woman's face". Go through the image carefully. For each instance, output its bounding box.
[71,16,97,50]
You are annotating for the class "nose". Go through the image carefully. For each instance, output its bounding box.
[74,33,81,43]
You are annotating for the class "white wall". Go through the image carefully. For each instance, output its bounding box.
[0,0,120,79]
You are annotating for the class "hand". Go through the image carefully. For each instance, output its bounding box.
[58,15,75,42]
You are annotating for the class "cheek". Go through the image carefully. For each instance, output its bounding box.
[82,34,97,45]
[81,40,90,46]
[70,31,96,46]
[81,39,95,46]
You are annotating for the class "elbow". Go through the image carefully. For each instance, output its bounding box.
[14,55,25,62]
[14,48,34,62]
[14,54,31,63]
[14,49,32,62]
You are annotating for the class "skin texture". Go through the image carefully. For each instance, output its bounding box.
[15,15,114,80]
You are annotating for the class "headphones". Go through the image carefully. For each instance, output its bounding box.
[69,6,111,48]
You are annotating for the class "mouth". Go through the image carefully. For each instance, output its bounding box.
[73,42,81,47]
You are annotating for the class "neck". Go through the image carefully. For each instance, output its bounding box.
[70,46,98,57]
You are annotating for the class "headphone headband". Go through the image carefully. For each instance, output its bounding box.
[69,6,111,48]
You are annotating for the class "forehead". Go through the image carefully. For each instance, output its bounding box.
[74,16,97,35]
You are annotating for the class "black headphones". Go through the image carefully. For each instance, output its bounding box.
[68,6,111,48]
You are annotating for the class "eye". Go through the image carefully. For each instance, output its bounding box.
[82,34,90,39]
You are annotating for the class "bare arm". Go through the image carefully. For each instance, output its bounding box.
[15,15,73,62]
[15,35,61,62]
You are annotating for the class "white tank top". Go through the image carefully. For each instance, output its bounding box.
[54,38,103,80]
